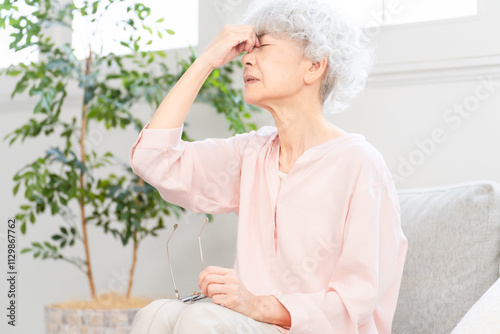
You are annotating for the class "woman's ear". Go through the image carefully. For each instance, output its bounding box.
[304,56,327,85]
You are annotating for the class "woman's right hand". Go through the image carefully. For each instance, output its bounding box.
[198,24,261,70]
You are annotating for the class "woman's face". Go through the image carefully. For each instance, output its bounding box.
[242,34,310,109]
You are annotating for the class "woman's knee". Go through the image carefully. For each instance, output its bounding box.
[131,299,187,334]
[173,303,281,334]
[173,303,232,333]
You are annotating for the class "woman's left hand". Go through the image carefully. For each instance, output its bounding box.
[198,266,258,317]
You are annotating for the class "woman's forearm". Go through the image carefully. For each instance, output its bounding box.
[147,24,260,129]
[148,57,214,129]
[252,295,291,329]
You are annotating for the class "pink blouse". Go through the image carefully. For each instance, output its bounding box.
[129,123,407,334]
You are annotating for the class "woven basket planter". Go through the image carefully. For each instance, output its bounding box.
[45,306,139,334]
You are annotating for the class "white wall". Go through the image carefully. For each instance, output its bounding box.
[1,0,499,333]
[328,0,500,189]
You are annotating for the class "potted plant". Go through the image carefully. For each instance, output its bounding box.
[1,0,258,332]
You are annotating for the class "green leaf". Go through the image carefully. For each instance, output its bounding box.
[51,235,62,241]
[106,74,122,80]
[156,18,165,23]
[166,29,175,35]
[143,24,152,35]
[50,201,59,215]
[20,248,32,254]
[7,70,22,76]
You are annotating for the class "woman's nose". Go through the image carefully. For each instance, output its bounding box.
[242,50,255,67]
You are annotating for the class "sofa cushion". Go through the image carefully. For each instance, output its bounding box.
[451,277,500,333]
[392,180,500,334]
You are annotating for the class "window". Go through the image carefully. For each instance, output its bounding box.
[0,0,199,67]
[331,0,478,27]
[72,0,198,59]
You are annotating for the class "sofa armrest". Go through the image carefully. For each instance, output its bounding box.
[451,277,500,333]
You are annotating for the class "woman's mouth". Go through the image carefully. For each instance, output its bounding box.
[244,75,259,85]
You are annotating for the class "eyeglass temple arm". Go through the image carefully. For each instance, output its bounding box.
[167,224,181,300]
[198,217,209,271]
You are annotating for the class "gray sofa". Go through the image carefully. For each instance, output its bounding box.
[393,180,500,333]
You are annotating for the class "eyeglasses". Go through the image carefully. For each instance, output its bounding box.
[166,216,209,303]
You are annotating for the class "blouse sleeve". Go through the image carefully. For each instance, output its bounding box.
[273,183,407,333]
[129,122,252,215]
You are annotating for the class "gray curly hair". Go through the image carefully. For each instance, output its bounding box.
[241,0,374,114]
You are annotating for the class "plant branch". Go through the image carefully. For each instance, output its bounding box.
[59,256,88,275]
[80,45,96,299]
[126,177,144,298]
[126,232,138,298]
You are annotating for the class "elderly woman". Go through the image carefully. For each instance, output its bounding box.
[129,0,407,333]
